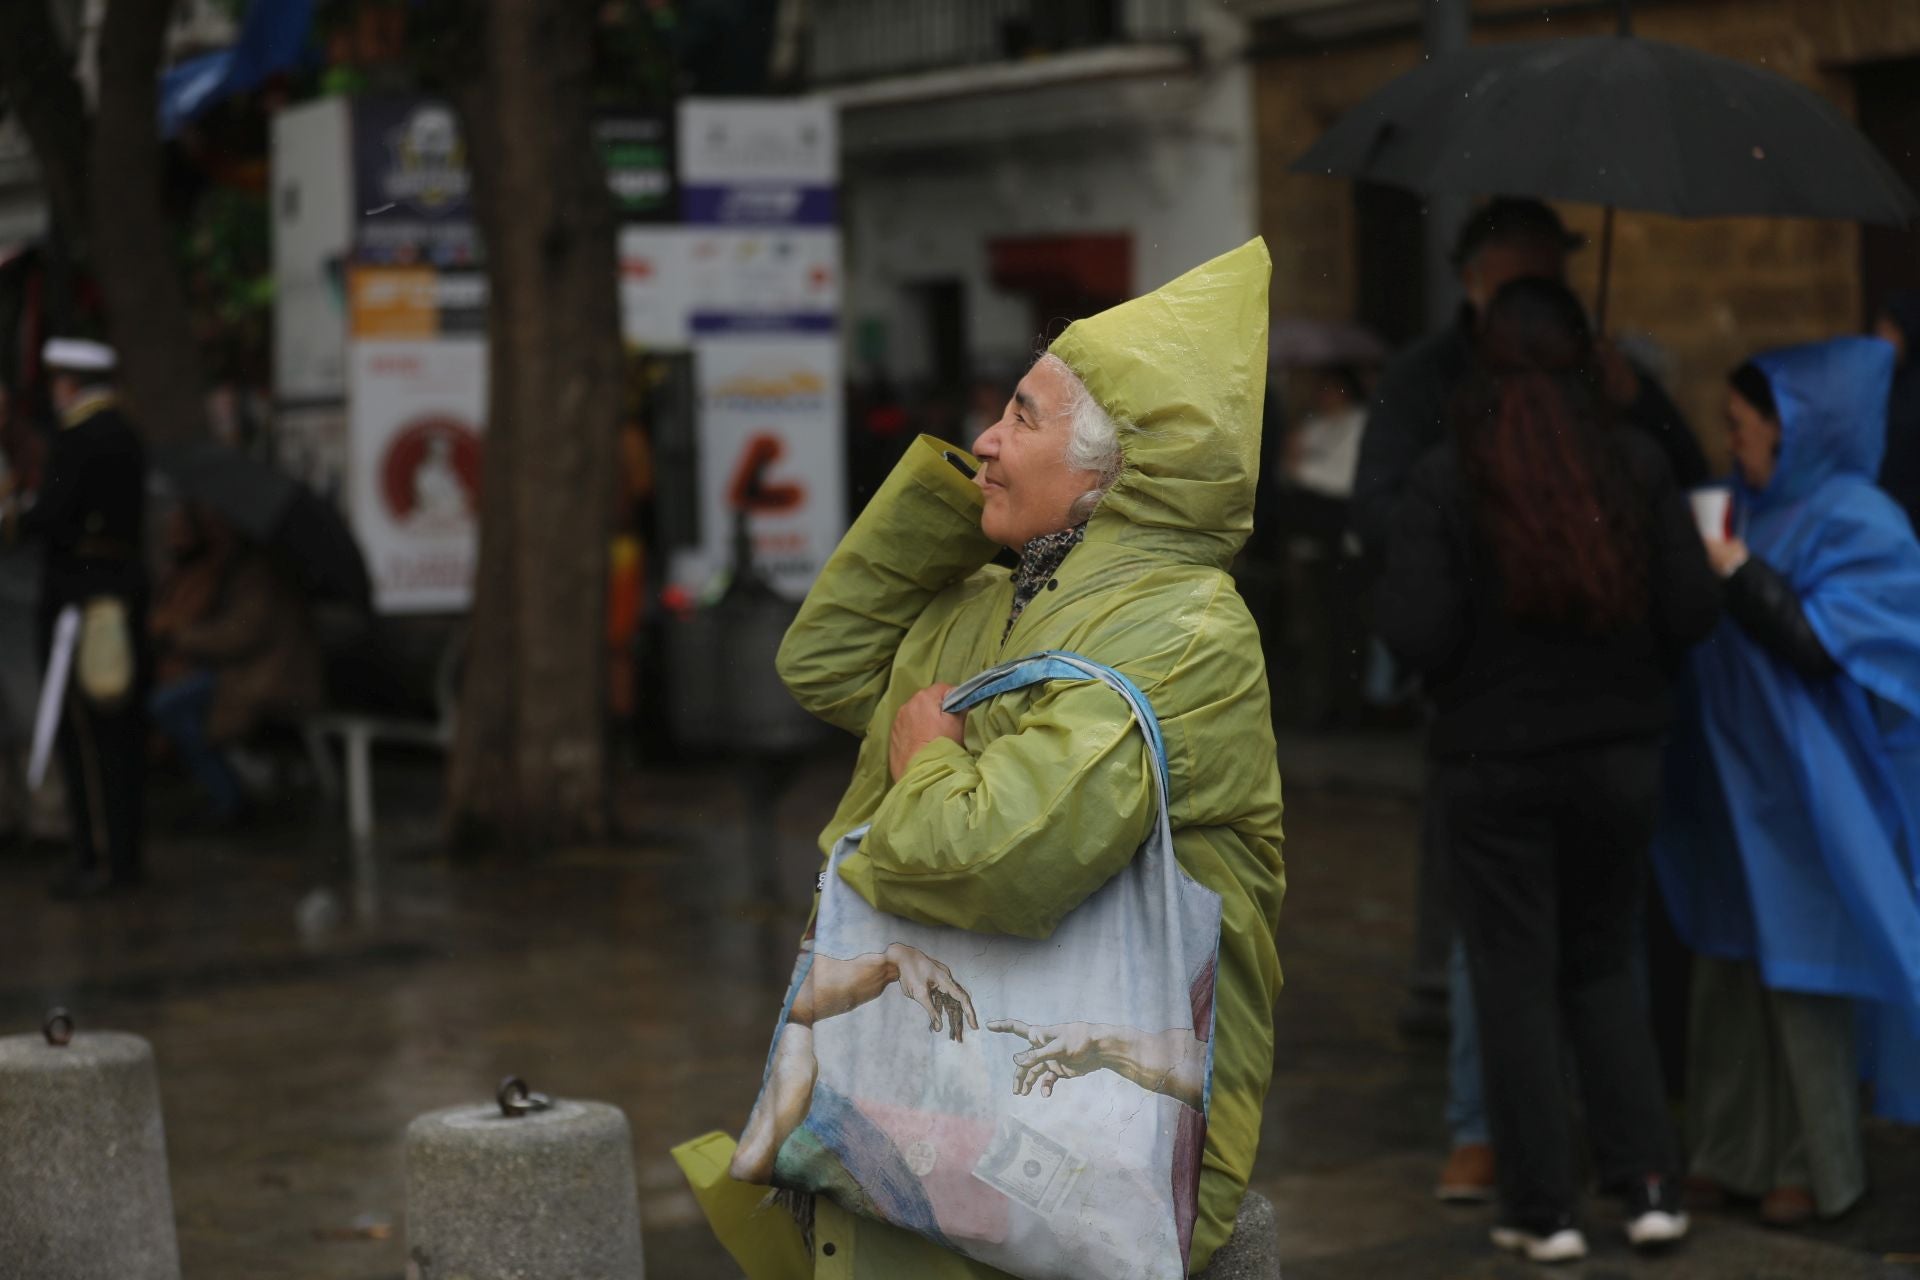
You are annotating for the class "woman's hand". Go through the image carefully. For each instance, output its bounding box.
[888,684,965,780]
[1706,537,1751,579]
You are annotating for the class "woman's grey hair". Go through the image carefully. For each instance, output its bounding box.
[1034,353,1129,523]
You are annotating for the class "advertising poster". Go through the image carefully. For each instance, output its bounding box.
[598,114,675,222]
[619,226,840,348]
[348,337,487,613]
[617,227,697,349]
[679,335,843,600]
[678,99,837,226]
[351,96,479,268]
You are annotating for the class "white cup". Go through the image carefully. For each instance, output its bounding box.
[1690,487,1732,543]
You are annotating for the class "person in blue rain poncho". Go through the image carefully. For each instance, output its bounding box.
[1654,336,1920,1229]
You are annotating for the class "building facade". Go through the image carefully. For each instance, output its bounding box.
[1247,0,1920,457]
[805,0,1261,410]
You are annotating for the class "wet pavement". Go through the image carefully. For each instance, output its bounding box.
[1,738,1915,1279]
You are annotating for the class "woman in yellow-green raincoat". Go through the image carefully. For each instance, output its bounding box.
[681,238,1287,1278]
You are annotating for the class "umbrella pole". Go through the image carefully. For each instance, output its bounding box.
[1595,204,1617,337]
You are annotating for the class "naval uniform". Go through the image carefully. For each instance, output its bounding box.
[21,391,150,887]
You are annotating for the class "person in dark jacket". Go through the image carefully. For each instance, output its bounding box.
[1355,198,1709,1201]
[149,507,325,827]
[1378,279,1722,1263]
[1873,291,1920,533]
[11,339,150,898]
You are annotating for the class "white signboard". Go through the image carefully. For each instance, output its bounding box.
[618,227,697,348]
[347,339,487,612]
[676,335,843,600]
[271,99,352,401]
[619,226,840,348]
[678,98,837,187]
[678,98,837,226]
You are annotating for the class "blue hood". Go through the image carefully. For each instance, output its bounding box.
[1746,337,1896,507]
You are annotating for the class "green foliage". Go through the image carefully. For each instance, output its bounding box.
[181,184,273,383]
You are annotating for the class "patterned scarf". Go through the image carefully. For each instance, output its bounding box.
[1004,524,1086,641]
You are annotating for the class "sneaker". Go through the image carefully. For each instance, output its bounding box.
[1625,1174,1691,1248]
[1490,1224,1589,1263]
[1435,1143,1496,1203]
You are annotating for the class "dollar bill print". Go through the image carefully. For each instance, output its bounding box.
[971,1116,1085,1217]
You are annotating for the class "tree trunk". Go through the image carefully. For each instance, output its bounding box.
[446,0,619,850]
[0,0,92,243]
[90,0,206,445]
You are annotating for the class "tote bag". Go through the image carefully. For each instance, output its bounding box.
[737,651,1225,1280]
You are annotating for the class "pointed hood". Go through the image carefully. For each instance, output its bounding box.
[1049,237,1271,569]
[1746,336,1896,508]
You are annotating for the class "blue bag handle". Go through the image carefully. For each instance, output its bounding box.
[940,650,1172,807]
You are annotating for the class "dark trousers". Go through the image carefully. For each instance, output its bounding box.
[1437,737,1680,1231]
[39,584,148,881]
[150,668,246,819]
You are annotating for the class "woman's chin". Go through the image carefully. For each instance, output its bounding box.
[979,508,1017,549]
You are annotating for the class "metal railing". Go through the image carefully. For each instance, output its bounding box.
[805,0,1190,85]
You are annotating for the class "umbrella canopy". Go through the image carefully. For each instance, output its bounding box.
[1292,35,1919,226]
[158,444,372,608]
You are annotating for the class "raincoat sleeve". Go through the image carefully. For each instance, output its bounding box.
[776,437,1000,735]
[1794,492,1920,719]
[843,677,1157,940]
[1724,558,1837,679]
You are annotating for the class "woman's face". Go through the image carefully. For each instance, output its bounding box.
[1725,388,1783,491]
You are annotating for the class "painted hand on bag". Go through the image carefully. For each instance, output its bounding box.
[990,1019,1101,1096]
[988,1020,1208,1110]
[888,684,966,780]
[888,943,979,1042]
[730,947,978,1183]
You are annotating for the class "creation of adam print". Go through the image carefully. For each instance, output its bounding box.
[731,903,1218,1278]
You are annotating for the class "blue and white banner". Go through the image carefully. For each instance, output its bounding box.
[678,99,837,228]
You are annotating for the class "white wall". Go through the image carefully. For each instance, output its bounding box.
[836,1,1257,383]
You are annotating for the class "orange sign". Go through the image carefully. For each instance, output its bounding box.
[349,267,439,338]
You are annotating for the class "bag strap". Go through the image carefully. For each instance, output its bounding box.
[941,650,1171,813]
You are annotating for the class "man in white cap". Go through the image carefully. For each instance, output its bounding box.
[16,337,149,897]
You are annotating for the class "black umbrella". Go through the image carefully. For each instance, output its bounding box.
[158,443,372,608]
[1292,8,1920,328]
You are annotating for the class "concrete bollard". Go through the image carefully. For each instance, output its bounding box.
[1195,1189,1281,1279]
[406,1077,645,1280]
[0,1010,182,1280]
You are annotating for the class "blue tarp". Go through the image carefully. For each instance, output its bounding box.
[158,0,314,138]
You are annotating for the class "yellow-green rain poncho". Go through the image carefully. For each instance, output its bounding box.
[688,238,1285,1278]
